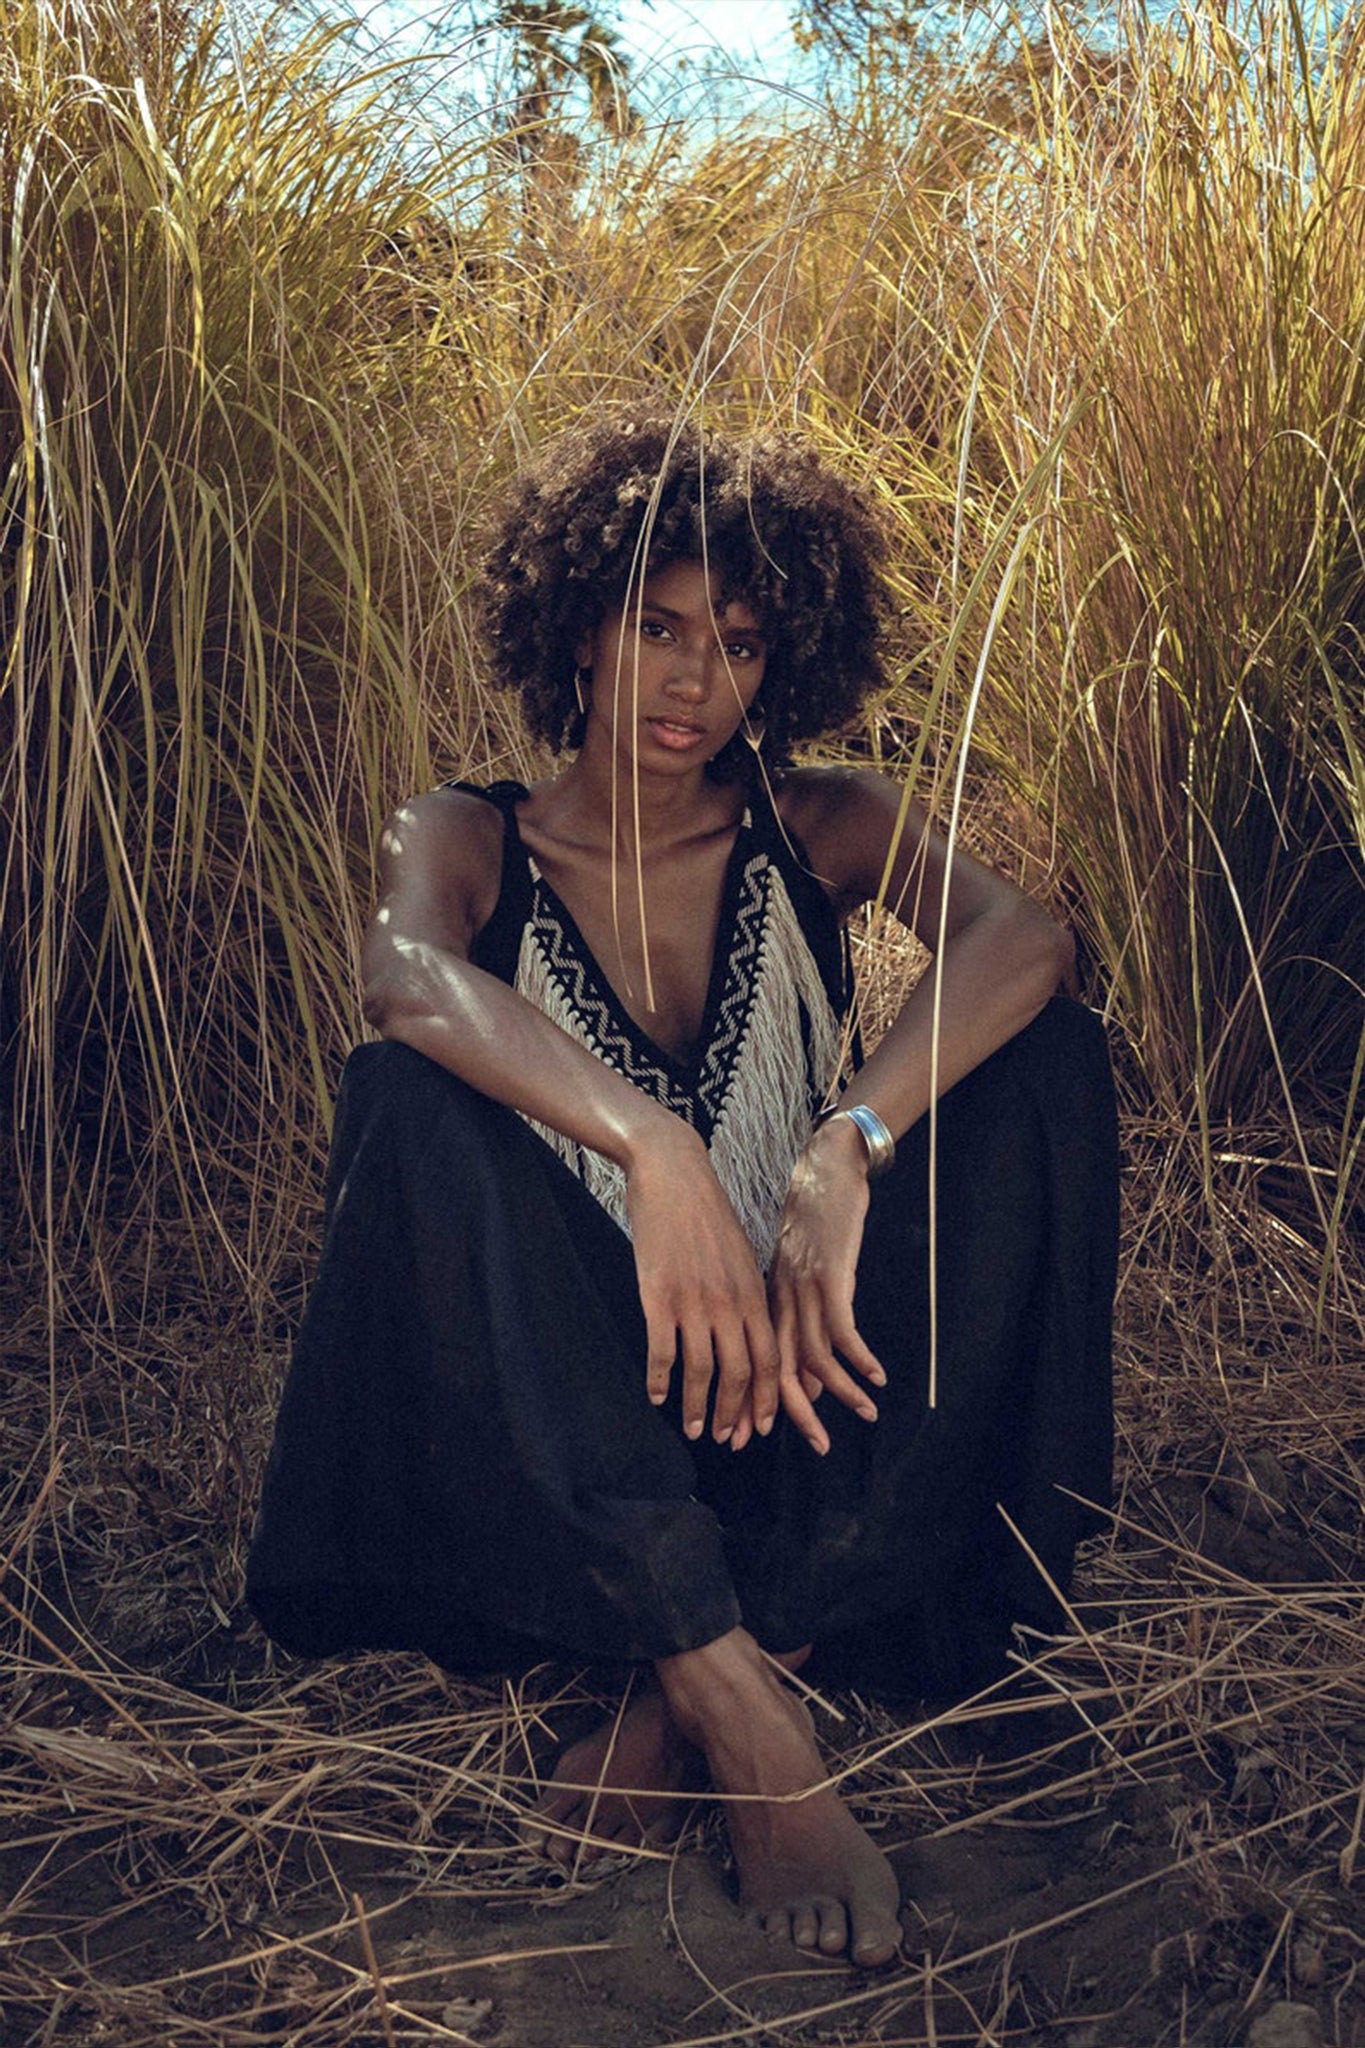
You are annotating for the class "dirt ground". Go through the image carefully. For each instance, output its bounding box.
[0,1760,1306,2048]
[3,1131,1364,2048]
[5,1438,1364,2048]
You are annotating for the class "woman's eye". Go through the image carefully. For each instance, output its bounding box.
[638,619,671,641]
[727,640,758,661]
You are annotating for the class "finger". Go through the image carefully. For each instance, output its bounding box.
[745,1313,781,1436]
[768,1294,800,1440]
[644,1306,677,1408]
[797,1295,878,1421]
[710,1323,752,1442]
[778,1368,830,1455]
[825,1309,886,1388]
[800,1369,823,1401]
[729,1390,754,1453]
[809,1351,881,1417]
[680,1321,715,1442]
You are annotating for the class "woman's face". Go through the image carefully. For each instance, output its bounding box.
[576,558,767,775]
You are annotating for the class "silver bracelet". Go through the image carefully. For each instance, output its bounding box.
[814,1101,896,1176]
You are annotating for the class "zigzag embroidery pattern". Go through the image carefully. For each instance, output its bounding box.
[522,851,772,1142]
[523,896,700,1124]
[694,853,766,1125]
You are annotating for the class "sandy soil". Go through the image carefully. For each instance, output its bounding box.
[4,1140,1364,2048]
[4,1450,1364,2048]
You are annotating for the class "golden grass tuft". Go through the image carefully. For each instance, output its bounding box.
[0,0,536,1298]
[2,1109,1362,2042]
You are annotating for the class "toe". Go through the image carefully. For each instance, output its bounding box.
[760,1908,794,1945]
[850,1914,901,1968]
[543,1814,607,1868]
[541,1789,586,1829]
[790,1902,821,1951]
[816,1899,849,1956]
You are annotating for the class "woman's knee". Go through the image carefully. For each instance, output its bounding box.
[339,1039,508,1138]
[327,1041,528,1206]
[1013,993,1109,1068]
[970,997,1115,1125]
[867,998,1111,1228]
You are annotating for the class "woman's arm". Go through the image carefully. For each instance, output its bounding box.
[785,766,1074,1133]
[768,768,1075,1449]
[361,788,781,1444]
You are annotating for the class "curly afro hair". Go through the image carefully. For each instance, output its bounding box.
[476,410,890,776]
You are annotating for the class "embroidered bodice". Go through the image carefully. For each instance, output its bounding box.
[459,781,850,1268]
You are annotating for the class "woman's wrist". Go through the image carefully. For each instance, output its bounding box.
[802,1109,874,1180]
[618,1101,707,1179]
[810,1101,896,1177]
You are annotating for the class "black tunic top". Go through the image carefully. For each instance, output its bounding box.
[453,779,853,1267]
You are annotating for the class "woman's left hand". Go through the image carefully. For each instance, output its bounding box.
[764,1117,887,1455]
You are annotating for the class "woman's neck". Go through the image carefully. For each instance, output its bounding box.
[539,745,744,858]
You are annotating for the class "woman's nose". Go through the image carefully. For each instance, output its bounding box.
[665,638,711,699]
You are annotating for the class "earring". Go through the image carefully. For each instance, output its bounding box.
[742,696,766,752]
[574,664,592,719]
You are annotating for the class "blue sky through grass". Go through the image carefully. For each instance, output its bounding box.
[354,0,801,65]
[615,0,800,71]
[344,0,815,121]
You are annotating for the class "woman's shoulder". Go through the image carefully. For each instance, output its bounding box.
[382,783,512,858]
[774,762,876,830]
[375,784,521,937]
[774,765,924,905]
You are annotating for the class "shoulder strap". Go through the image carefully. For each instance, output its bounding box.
[439,780,533,985]
[747,776,851,1030]
[441,776,529,811]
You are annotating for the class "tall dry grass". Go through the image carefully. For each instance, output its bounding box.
[954,8,1365,1131]
[4,0,1359,1302]
[0,0,532,1304]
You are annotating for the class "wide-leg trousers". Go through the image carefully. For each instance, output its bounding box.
[246,997,1118,1700]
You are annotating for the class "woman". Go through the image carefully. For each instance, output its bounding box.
[247,411,1118,1970]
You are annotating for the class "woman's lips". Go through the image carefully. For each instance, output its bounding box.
[645,717,707,751]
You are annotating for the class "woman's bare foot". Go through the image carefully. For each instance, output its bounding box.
[657,1630,902,1967]
[529,1687,706,1866]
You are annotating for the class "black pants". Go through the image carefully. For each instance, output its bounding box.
[246,998,1118,1700]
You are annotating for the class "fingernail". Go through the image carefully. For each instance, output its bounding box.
[860,1403,878,1422]
[715,1426,733,1444]
[685,1419,703,1439]
[757,1416,774,1436]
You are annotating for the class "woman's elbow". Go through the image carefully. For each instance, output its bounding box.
[360,939,423,1039]
[997,902,1076,1010]
[361,982,392,1034]
[1043,913,1078,998]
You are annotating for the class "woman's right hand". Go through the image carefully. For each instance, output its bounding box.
[625,1124,781,1448]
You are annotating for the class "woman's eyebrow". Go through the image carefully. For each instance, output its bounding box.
[636,596,765,634]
